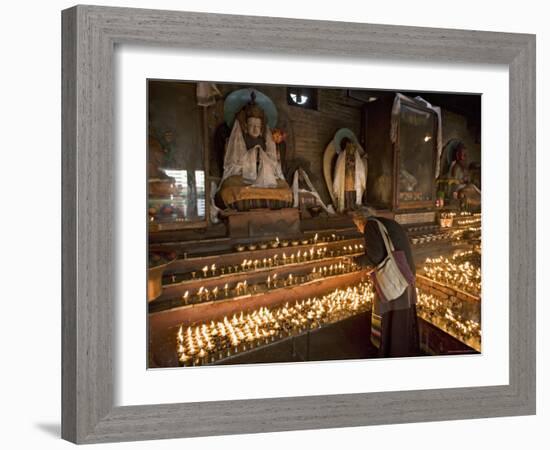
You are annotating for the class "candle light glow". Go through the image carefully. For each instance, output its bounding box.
[176,282,374,365]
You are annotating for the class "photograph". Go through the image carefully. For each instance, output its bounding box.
[146,80,482,368]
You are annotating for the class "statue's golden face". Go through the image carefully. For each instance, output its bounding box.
[345,142,356,154]
[246,117,263,138]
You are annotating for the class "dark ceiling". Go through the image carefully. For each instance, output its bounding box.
[347,89,481,127]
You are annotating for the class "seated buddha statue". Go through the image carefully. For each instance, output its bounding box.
[218,91,292,211]
[438,140,481,210]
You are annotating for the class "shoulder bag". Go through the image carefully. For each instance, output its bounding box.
[369,219,415,302]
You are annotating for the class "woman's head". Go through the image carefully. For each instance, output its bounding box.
[351,207,376,233]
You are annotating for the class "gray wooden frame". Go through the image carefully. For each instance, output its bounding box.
[62,5,536,444]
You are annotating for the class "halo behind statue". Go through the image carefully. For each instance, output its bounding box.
[224,88,278,128]
[323,140,338,206]
[334,128,361,154]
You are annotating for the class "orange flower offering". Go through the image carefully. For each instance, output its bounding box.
[271,128,287,144]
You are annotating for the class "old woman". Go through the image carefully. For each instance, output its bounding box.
[352,209,420,357]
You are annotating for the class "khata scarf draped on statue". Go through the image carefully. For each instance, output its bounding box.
[220,120,284,188]
[332,149,367,212]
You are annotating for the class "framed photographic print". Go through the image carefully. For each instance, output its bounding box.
[62,5,536,444]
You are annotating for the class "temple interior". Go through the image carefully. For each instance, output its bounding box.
[147,81,482,368]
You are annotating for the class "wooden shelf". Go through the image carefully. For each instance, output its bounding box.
[162,236,364,274]
[149,270,368,334]
[158,252,363,299]
[148,311,478,368]
[147,216,482,367]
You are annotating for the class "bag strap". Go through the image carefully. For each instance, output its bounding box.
[370,218,396,254]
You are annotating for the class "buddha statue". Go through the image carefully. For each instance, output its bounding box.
[446,141,469,182]
[218,91,292,211]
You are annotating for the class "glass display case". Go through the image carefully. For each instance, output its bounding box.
[148,80,208,231]
[397,102,437,207]
[365,93,439,212]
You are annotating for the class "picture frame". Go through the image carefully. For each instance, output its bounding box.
[61,4,536,444]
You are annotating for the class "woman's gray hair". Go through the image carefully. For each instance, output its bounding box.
[351,206,377,222]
